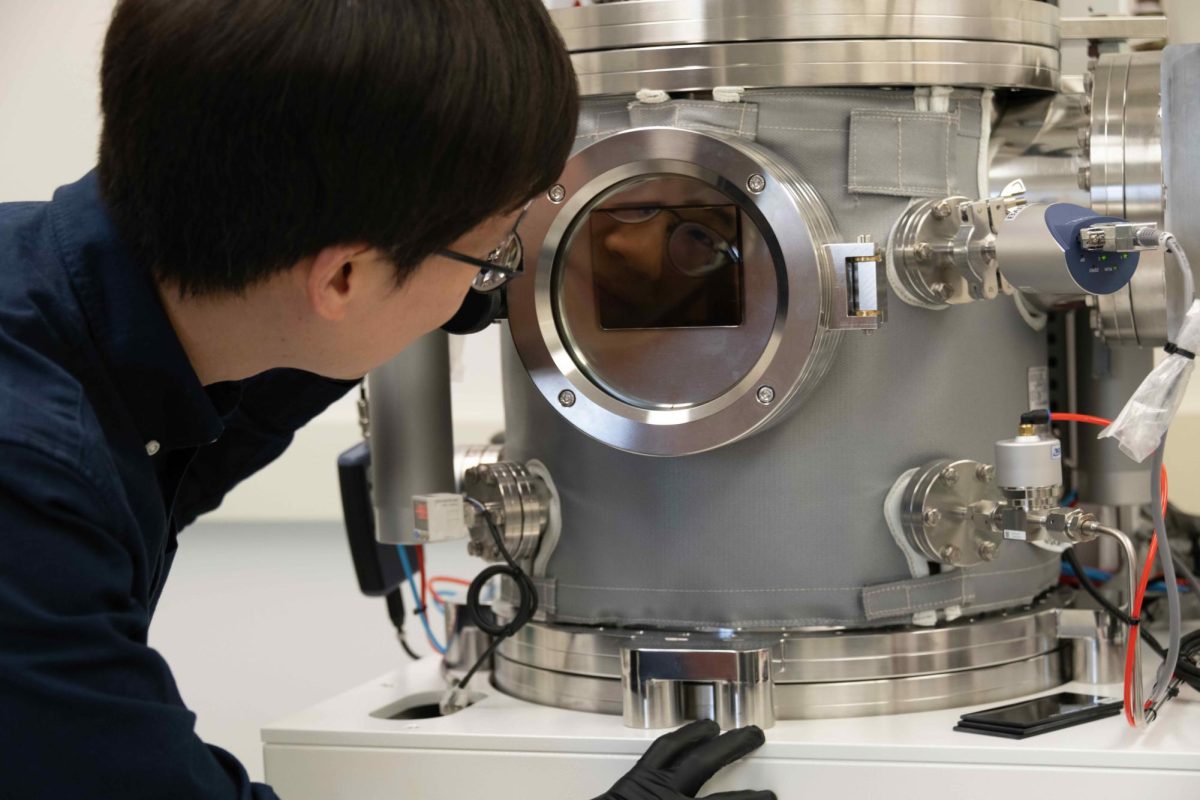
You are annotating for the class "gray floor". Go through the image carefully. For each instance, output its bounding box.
[150,521,455,783]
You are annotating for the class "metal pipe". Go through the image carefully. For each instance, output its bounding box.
[1083,521,1147,728]
[368,332,456,544]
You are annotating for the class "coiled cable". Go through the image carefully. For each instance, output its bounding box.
[442,497,539,709]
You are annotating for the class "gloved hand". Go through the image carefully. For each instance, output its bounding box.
[595,719,775,800]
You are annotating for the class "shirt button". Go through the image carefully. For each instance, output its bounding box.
[145,440,161,456]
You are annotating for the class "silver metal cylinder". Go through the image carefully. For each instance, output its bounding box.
[988,79,1091,208]
[368,332,456,544]
[442,602,494,671]
[1073,314,1153,507]
[995,432,1063,491]
[1057,602,1125,687]
[995,203,1139,298]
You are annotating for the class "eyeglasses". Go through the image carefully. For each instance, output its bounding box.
[600,206,740,278]
[438,203,530,293]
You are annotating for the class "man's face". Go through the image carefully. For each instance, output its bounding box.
[301,209,523,379]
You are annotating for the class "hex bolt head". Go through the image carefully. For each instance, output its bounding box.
[558,389,577,407]
[548,184,566,203]
[976,464,995,483]
[747,174,767,194]
[940,466,959,486]
[933,199,954,219]
[1077,164,1092,192]
[923,508,942,527]
[977,540,999,561]
[914,242,933,261]
[939,544,959,563]
[756,385,776,405]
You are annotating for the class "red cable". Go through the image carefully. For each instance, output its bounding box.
[428,575,472,588]
[1050,412,1168,727]
[427,575,472,611]
[1051,412,1114,428]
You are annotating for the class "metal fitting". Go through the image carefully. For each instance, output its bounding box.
[462,461,552,563]
[977,540,999,561]
[1042,508,1094,544]
[898,458,1004,568]
[1078,221,1160,253]
[1077,163,1092,191]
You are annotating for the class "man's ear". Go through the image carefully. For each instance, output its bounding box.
[306,243,372,322]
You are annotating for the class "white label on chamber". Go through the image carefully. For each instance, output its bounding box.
[1028,365,1050,410]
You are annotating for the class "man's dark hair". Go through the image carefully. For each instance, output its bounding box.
[98,0,578,295]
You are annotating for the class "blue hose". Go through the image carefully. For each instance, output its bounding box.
[397,545,446,655]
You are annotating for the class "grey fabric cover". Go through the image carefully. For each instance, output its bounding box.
[503,88,1057,629]
[629,100,760,140]
[848,109,959,197]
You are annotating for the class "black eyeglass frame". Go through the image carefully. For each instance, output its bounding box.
[438,203,531,293]
[599,205,742,277]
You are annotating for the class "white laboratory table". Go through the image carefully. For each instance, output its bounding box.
[263,658,1200,799]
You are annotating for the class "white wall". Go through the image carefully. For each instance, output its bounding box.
[3,0,1200,520]
[0,0,507,525]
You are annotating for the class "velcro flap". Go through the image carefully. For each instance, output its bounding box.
[861,570,975,621]
[628,100,758,140]
[848,109,958,197]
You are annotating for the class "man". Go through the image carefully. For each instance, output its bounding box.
[0,1,775,798]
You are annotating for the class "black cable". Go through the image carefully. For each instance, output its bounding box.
[1063,549,1200,695]
[1178,630,1200,692]
[455,498,539,691]
[1063,548,1167,657]
[399,636,422,661]
[384,588,422,662]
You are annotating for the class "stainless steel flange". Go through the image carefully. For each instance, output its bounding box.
[550,0,1061,96]
[491,599,1072,724]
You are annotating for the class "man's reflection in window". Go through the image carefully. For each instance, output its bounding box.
[588,178,743,330]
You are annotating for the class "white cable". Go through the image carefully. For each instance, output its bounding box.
[1014,293,1048,332]
[1099,232,1199,463]
[1163,232,1195,311]
[1100,233,1195,721]
[1148,446,1181,713]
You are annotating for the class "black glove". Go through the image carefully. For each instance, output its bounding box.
[595,719,775,800]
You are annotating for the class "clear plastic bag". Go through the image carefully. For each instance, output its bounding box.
[1100,298,1200,462]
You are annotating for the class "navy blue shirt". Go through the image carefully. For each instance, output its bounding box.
[0,173,356,799]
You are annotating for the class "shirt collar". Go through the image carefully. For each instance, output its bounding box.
[49,171,235,452]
